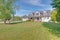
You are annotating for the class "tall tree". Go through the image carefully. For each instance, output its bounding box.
[51,0,60,22]
[51,9,57,22]
[0,0,18,24]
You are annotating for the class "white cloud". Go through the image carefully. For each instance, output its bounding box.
[19,9,32,12]
[21,0,50,6]
[15,9,33,16]
[28,0,41,5]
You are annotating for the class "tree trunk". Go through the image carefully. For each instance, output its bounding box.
[4,20,7,24]
[8,20,10,24]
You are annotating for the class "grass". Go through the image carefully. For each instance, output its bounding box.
[42,22,60,37]
[0,21,60,40]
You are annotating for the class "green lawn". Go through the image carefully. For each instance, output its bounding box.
[42,22,60,37]
[0,22,60,40]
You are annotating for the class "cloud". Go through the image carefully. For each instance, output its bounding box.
[21,0,50,6]
[19,9,32,12]
[16,9,33,16]
[28,0,41,5]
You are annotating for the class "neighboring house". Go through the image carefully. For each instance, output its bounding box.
[28,10,51,22]
[22,15,29,21]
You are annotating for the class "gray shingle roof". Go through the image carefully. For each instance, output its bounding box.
[28,10,51,18]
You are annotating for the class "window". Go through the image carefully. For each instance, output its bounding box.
[36,13,39,15]
[47,17,49,19]
[33,13,34,15]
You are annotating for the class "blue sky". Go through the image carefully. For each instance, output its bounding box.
[15,0,52,16]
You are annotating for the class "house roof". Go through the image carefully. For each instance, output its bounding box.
[28,10,51,18]
[22,15,28,18]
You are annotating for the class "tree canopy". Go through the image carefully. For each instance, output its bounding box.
[0,0,19,23]
[51,9,57,22]
[51,0,60,22]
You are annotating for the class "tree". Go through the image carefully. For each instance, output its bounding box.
[51,0,60,22]
[51,9,57,22]
[13,16,22,21]
[56,11,60,22]
[0,0,19,24]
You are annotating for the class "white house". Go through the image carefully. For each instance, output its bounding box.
[42,17,51,22]
[22,15,29,21]
[28,10,51,22]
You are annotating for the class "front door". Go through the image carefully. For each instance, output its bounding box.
[37,17,39,21]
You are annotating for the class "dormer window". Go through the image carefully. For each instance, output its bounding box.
[33,13,34,15]
[36,13,39,15]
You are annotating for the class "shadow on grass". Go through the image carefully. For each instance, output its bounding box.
[42,22,60,37]
[10,22,22,24]
[5,21,23,25]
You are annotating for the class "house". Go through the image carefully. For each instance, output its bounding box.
[22,15,29,21]
[28,10,51,22]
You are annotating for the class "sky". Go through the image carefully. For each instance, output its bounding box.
[15,0,52,16]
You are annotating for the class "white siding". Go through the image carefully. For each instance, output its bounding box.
[22,18,29,21]
[42,17,51,22]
